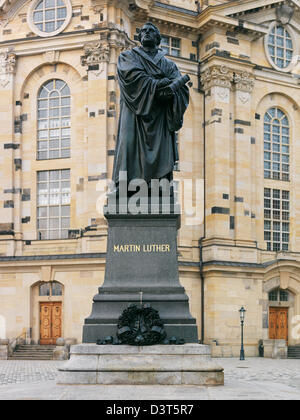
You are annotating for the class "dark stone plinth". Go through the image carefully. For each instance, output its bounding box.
[82,209,198,343]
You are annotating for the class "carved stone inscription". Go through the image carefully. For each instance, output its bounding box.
[114,244,171,253]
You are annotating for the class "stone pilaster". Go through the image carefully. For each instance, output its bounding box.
[201,65,234,239]
[232,70,255,243]
[81,40,110,221]
[0,50,16,252]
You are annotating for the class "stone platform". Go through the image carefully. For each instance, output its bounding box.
[57,344,224,386]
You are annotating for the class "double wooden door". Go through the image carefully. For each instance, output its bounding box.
[269,307,288,342]
[40,302,62,345]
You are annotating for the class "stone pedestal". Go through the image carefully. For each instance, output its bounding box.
[83,210,198,344]
[69,207,220,387]
[57,344,224,386]
[263,339,288,359]
[0,339,9,360]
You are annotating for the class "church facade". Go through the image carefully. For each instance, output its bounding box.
[0,0,300,357]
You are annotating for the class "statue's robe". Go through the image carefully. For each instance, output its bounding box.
[112,46,189,185]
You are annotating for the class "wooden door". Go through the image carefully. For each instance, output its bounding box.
[40,302,62,345]
[269,307,288,342]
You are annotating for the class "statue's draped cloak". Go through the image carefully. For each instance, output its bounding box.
[112,47,189,185]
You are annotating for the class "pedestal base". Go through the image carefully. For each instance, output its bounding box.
[57,344,224,386]
[83,212,198,344]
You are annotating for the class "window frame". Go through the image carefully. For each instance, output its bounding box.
[160,34,181,57]
[37,79,71,161]
[264,188,290,252]
[264,22,297,73]
[263,107,290,182]
[39,281,63,296]
[37,169,71,240]
[27,0,72,38]
[268,288,289,303]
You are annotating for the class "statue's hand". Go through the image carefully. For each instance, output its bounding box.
[156,78,171,90]
[162,86,174,98]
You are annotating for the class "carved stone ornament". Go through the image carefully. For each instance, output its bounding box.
[81,42,110,67]
[0,51,16,74]
[236,91,251,104]
[234,71,255,93]
[0,50,16,87]
[43,50,60,64]
[276,4,294,25]
[201,65,234,91]
[116,304,167,346]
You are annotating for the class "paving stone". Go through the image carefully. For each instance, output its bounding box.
[0,358,299,400]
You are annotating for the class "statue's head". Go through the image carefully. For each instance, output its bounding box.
[138,22,161,48]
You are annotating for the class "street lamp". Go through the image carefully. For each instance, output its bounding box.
[239,306,246,361]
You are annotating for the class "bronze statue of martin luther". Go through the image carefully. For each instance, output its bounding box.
[112,22,190,193]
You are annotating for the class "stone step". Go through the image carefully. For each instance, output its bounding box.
[9,355,53,360]
[287,346,300,359]
[9,344,55,360]
[16,348,54,352]
[11,351,54,355]
[17,345,55,349]
[9,357,53,360]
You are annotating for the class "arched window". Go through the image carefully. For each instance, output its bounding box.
[39,281,63,296]
[264,107,289,181]
[37,79,71,160]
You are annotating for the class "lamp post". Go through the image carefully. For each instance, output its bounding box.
[239,306,246,360]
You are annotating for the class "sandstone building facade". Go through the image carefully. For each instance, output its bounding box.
[0,0,300,357]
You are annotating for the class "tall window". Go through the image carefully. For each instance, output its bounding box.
[267,25,293,69]
[264,188,290,252]
[37,79,71,160]
[37,169,71,240]
[264,107,289,181]
[161,35,181,57]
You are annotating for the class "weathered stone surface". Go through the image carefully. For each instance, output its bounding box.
[57,344,224,386]
[263,339,287,359]
[0,345,8,360]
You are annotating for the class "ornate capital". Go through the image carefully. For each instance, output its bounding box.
[81,42,110,67]
[233,71,255,93]
[201,65,234,91]
[0,50,16,75]
[0,50,16,87]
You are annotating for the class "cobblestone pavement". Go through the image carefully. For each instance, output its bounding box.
[0,358,299,400]
[0,360,62,386]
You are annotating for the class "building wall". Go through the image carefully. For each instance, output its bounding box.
[0,0,299,355]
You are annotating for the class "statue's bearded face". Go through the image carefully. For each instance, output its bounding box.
[139,24,160,48]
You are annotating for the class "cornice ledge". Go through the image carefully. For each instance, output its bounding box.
[197,13,268,39]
